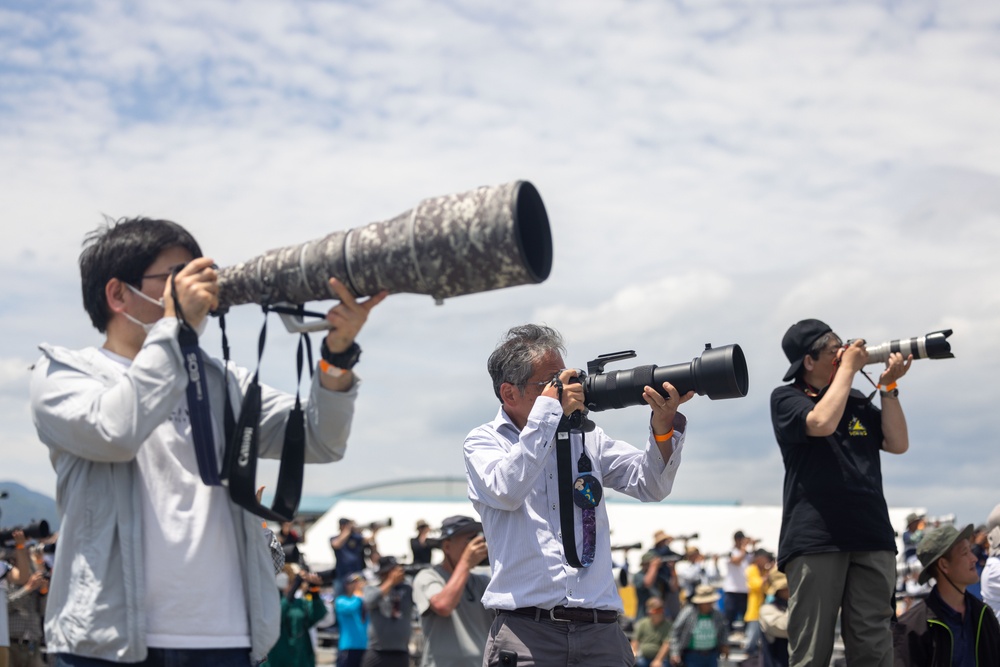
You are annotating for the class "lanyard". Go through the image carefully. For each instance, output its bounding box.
[221,308,309,522]
[556,421,602,568]
[172,270,307,521]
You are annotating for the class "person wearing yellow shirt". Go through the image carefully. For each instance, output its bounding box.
[743,549,774,656]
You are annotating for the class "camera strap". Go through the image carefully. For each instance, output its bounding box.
[555,423,600,568]
[172,274,223,486]
[222,308,308,523]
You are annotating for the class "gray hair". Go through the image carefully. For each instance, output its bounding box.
[487,324,566,401]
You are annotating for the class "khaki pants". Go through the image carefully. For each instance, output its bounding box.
[482,611,633,667]
[1,646,10,667]
[786,550,895,667]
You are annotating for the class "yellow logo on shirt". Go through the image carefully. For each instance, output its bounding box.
[847,417,868,436]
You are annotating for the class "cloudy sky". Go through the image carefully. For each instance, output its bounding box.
[2,0,998,535]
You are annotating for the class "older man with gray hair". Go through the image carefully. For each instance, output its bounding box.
[465,324,695,667]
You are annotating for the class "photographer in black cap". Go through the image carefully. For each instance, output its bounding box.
[893,523,1000,666]
[770,319,912,667]
[412,516,492,667]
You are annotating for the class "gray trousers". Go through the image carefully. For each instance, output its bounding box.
[482,611,633,667]
[785,550,895,667]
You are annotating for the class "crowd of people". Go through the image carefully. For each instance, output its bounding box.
[9,218,1000,667]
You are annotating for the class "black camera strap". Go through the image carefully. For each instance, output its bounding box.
[555,422,600,569]
[222,308,308,523]
[172,274,223,487]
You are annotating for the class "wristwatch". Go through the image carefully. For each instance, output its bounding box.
[879,386,899,399]
[321,340,362,370]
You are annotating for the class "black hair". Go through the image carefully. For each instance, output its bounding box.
[79,216,202,332]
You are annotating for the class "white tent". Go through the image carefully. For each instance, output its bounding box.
[298,477,923,576]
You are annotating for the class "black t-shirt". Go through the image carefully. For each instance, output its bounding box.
[770,384,896,569]
[410,537,433,565]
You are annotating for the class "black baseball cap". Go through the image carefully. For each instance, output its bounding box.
[438,516,483,541]
[781,319,833,381]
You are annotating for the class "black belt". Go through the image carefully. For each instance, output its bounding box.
[508,606,618,624]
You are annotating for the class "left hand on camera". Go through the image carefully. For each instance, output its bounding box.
[323,277,388,353]
[645,382,694,436]
[879,351,913,386]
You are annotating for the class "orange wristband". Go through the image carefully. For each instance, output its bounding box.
[15,544,25,550]
[319,359,348,378]
[653,429,674,443]
[879,382,898,392]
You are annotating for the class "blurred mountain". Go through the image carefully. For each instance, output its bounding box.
[0,481,59,538]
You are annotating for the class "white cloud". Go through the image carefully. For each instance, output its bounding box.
[1,0,999,527]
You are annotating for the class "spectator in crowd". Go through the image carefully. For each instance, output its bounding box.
[650,531,683,619]
[332,519,381,598]
[771,319,911,667]
[1,530,33,667]
[29,218,384,666]
[632,597,672,667]
[362,556,413,667]
[411,520,433,566]
[979,503,1000,623]
[277,521,304,565]
[675,547,719,604]
[4,529,46,667]
[743,549,773,656]
[412,515,492,667]
[758,571,790,667]
[267,564,329,667]
[893,524,1000,665]
[636,550,681,621]
[335,572,369,667]
[903,513,926,564]
[722,530,753,634]
[1,555,9,667]
[669,585,728,667]
[967,523,989,600]
[465,324,692,667]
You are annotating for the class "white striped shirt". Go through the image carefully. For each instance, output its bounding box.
[464,397,684,612]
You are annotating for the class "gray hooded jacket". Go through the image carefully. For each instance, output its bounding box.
[30,317,357,663]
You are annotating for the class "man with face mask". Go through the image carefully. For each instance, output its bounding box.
[30,217,387,667]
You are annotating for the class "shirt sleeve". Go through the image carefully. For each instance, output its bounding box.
[412,569,444,616]
[770,386,814,445]
[598,422,684,502]
[31,320,189,462]
[464,398,563,511]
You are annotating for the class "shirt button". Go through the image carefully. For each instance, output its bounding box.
[569,590,573,595]
[549,473,553,479]
[552,504,556,510]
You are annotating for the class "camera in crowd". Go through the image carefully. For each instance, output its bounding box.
[364,518,393,532]
[0,520,51,546]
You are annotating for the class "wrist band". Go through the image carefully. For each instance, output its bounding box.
[319,359,348,378]
[654,429,674,443]
[879,381,898,392]
[15,544,24,550]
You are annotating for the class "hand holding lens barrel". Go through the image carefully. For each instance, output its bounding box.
[644,382,694,436]
[879,351,913,387]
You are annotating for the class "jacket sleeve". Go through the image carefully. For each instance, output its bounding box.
[252,365,358,464]
[30,320,188,462]
[759,603,788,639]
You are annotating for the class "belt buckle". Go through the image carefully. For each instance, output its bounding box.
[548,607,573,623]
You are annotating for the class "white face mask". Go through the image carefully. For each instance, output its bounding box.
[124,283,209,337]
[124,283,165,334]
